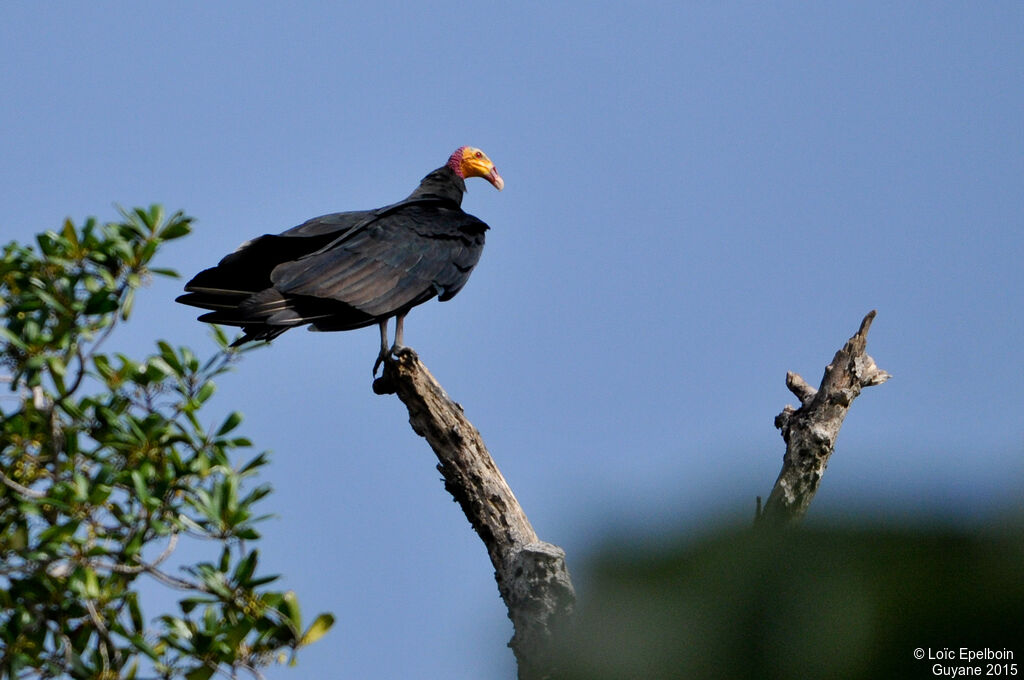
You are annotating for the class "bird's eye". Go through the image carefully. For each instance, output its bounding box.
[475,151,483,159]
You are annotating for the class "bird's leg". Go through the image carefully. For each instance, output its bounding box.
[373,318,390,376]
[390,313,406,356]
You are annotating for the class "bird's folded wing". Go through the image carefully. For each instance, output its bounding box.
[270,206,486,317]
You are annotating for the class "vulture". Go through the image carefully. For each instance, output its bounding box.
[176,146,503,373]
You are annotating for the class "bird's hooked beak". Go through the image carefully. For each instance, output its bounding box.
[460,148,504,191]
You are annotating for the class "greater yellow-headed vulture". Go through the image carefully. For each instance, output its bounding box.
[176,147,503,373]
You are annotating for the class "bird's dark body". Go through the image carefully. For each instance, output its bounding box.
[176,166,488,346]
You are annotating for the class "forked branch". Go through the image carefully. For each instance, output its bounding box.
[758,311,891,525]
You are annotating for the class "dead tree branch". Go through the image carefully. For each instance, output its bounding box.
[758,310,891,525]
[373,348,575,680]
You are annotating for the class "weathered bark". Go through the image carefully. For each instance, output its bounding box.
[758,311,891,525]
[373,348,574,679]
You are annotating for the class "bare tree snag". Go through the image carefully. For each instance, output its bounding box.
[373,348,575,680]
[758,311,891,525]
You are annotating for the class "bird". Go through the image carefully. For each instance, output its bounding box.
[176,146,503,374]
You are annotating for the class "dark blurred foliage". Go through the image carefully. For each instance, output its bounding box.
[556,519,1024,679]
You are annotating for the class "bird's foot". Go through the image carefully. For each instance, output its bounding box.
[372,342,406,378]
[371,345,400,394]
[370,345,416,395]
[373,351,387,378]
[372,347,392,393]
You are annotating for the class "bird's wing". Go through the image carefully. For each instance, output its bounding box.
[280,209,376,237]
[270,203,487,318]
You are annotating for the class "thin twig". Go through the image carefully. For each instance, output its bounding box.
[0,469,46,499]
[85,598,123,667]
[143,565,208,592]
[96,531,180,575]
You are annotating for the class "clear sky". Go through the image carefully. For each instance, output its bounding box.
[2,3,1022,678]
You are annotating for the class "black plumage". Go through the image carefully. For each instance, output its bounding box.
[176,147,502,372]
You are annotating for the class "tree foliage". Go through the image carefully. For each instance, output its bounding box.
[0,207,332,679]
[556,522,1024,679]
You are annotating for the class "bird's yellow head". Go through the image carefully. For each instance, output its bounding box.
[448,147,504,191]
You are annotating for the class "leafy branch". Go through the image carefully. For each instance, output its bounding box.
[1,207,332,680]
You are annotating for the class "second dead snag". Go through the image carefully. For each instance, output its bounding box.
[759,311,891,525]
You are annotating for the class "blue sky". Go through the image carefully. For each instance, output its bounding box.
[2,3,1022,678]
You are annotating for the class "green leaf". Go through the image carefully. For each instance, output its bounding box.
[211,325,229,348]
[146,357,175,379]
[131,470,152,506]
[216,411,243,436]
[247,574,280,588]
[127,593,145,634]
[139,239,159,265]
[196,381,216,404]
[83,567,100,599]
[73,471,89,502]
[36,231,59,256]
[233,550,259,586]
[238,451,270,475]
[299,613,335,646]
[121,287,135,320]
[185,665,216,680]
[157,340,183,373]
[158,220,192,241]
[46,355,67,380]
[280,590,302,634]
[93,354,115,381]
[223,620,253,652]
[240,484,272,507]
[129,634,161,661]
[84,290,118,315]
[61,218,80,249]
[179,596,217,614]
[0,326,28,351]
[38,520,81,546]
